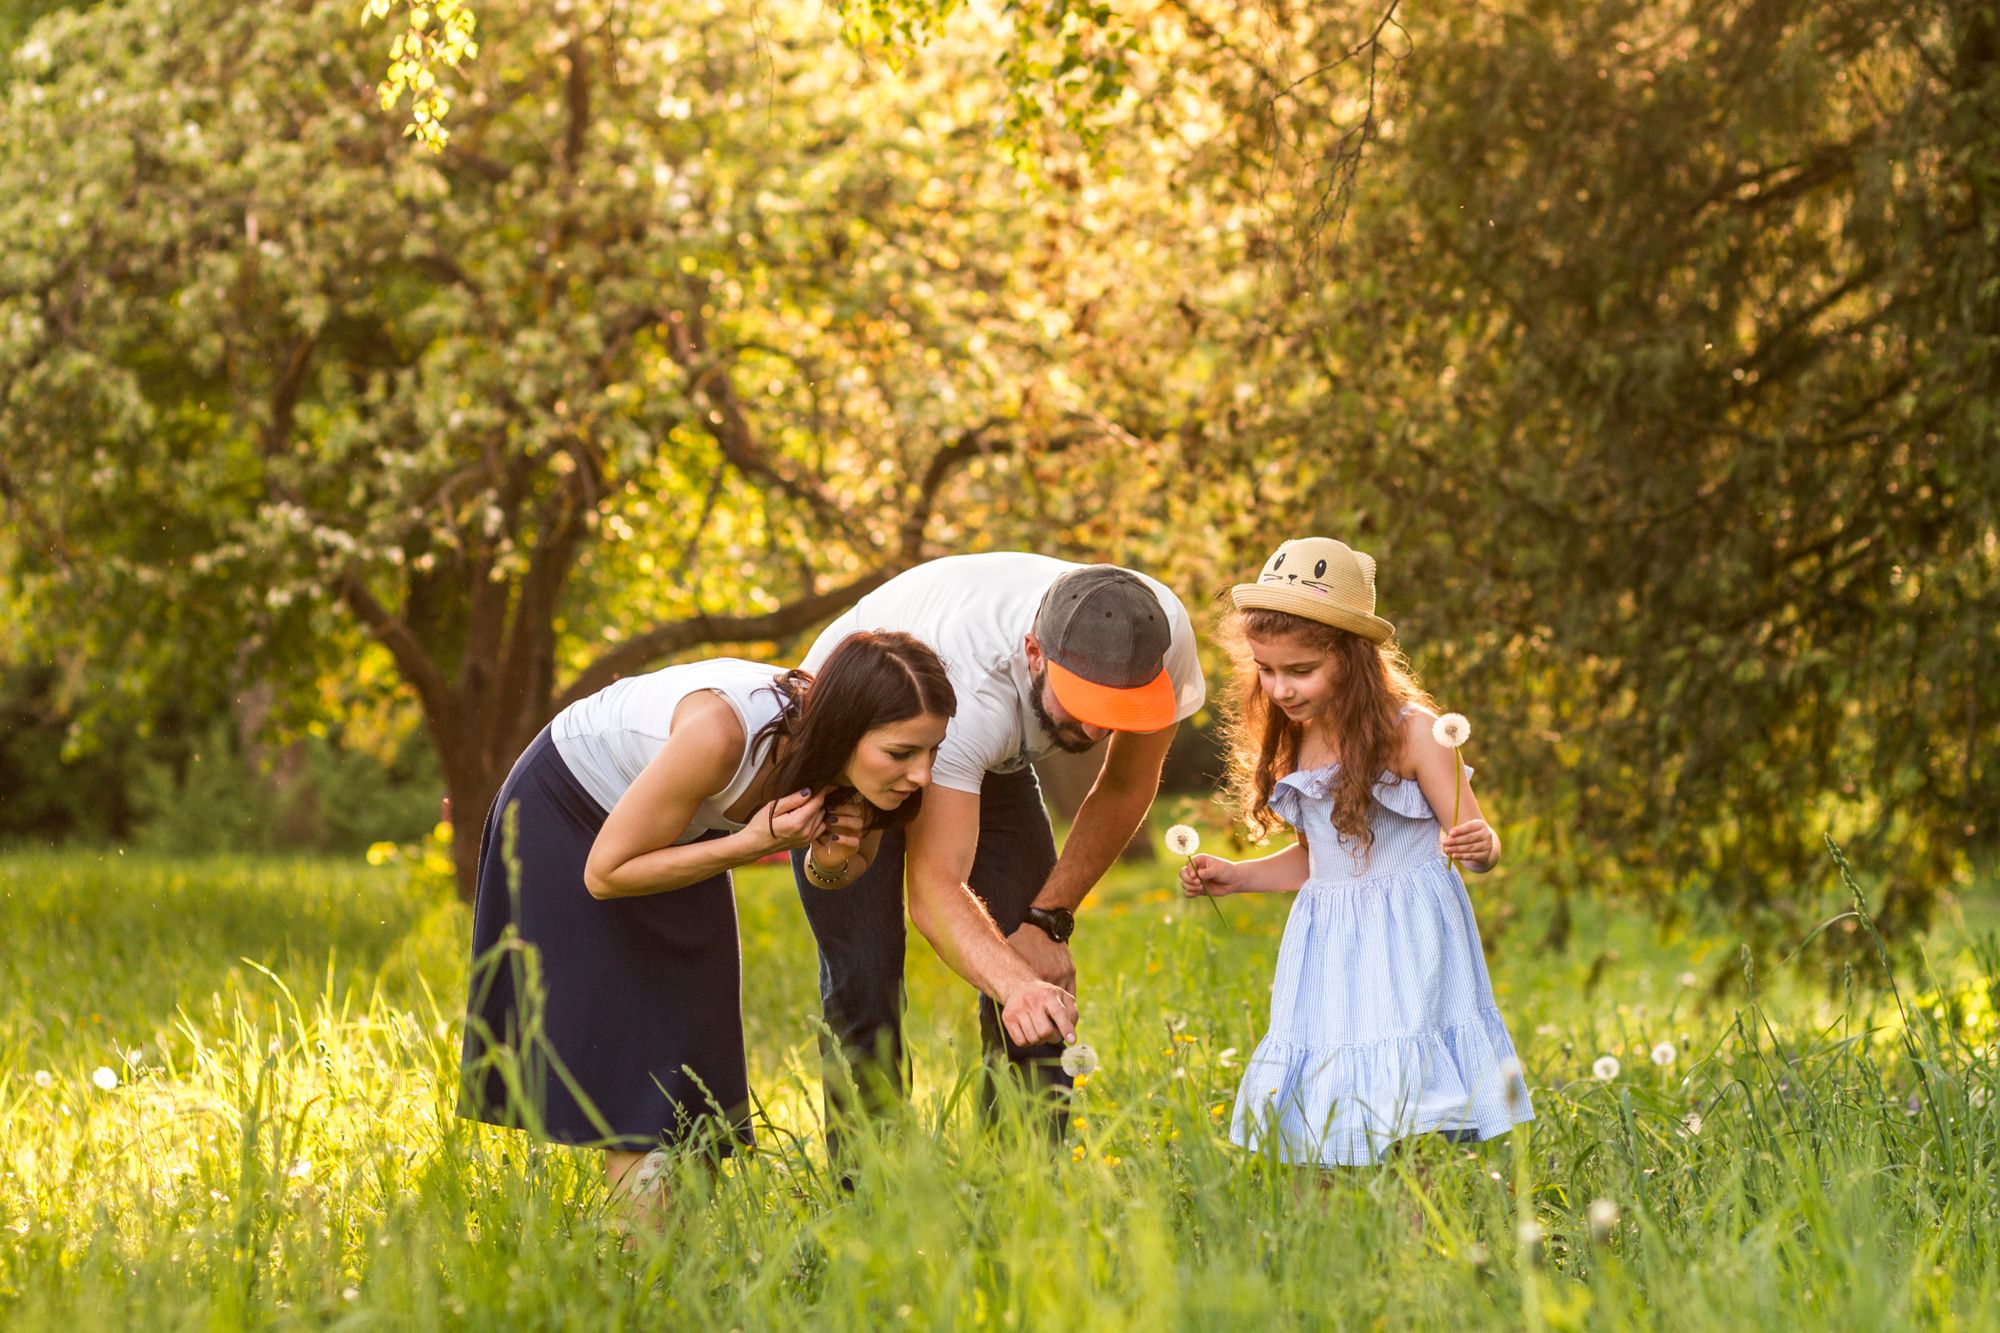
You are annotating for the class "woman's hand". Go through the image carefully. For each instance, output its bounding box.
[1180,852,1246,899]
[751,788,826,855]
[809,796,868,874]
[1441,818,1500,872]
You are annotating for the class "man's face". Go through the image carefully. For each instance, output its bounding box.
[1029,662,1108,754]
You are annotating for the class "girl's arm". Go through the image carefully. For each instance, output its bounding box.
[1401,709,1501,873]
[1181,840,1311,897]
[584,691,824,898]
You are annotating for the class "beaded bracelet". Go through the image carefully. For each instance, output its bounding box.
[803,849,849,888]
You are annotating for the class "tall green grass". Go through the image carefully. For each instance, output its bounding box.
[2,844,1996,1329]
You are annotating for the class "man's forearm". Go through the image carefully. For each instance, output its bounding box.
[1032,779,1154,912]
[908,873,1041,1005]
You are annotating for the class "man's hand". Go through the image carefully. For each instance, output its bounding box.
[1006,922,1076,994]
[998,979,1077,1047]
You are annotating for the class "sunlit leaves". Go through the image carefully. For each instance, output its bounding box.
[362,0,477,151]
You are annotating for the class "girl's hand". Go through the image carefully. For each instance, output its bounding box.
[1180,853,1244,898]
[810,796,867,874]
[753,788,826,854]
[1441,818,1500,872]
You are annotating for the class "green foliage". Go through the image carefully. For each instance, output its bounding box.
[0,0,1208,894]
[361,0,1140,158]
[125,720,441,856]
[0,659,146,844]
[1137,0,2000,937]
[3,848,1998,1326]
[7,0,1996,936]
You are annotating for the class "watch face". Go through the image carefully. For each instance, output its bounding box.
[1030,907,1073,942]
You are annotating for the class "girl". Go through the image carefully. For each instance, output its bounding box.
[460,629,1070,1203]
[1180,537,1532,1165]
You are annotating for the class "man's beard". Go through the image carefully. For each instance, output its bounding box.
[1029,665,1100,754]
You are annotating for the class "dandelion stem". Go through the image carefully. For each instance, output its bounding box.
[1447,751,1464,874]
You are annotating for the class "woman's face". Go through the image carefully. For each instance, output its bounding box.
[1245,631,1342,727]
[841,712,949,809]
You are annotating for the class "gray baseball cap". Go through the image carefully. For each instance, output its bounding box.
[1033,566,1175,731]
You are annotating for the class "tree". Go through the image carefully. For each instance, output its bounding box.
[0,0,1181,896]
[1158,0,2000,940]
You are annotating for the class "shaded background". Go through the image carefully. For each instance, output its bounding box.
[3,0,1994,948]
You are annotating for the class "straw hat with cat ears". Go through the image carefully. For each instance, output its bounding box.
[1230,537,1395,643]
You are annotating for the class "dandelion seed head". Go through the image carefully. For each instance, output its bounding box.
[90,1066,118,1091]
[1060,1042,1099,1078]
[1517,1219,1544,1248]
[1432,712,1471,749]
[1651,1041,1677,1067]
[33,1070,53,1088]
[1587,1198,1619,1241]
[1164,825,1200,857]
[630,1148,672,1195]
[1593,1055,1621,1081]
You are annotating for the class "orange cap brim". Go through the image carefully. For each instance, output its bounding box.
[1044,660,1177,733]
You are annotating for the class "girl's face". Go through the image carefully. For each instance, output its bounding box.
[1246,631,1342,727]
[841,712,949,809]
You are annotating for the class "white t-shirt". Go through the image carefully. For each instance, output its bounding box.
[803,553,1206,794]
[549,658,789,840]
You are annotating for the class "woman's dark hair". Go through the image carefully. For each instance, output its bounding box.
[751,630,957,830]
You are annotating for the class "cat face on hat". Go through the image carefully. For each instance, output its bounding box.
[1255,537,1377,596]
[1231,536,1394,643]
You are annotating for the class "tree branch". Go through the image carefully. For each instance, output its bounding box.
[664,301,860,538]
[338,568,453,730]
[555,566,898,709]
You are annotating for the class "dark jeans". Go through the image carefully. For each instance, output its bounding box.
[792,766,1068,1139]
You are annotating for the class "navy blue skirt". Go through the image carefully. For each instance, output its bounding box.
[458,729,750,1151]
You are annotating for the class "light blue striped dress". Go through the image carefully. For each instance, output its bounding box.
[1229,752,1532,1166]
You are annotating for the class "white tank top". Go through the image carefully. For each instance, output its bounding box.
[549,658,790,842]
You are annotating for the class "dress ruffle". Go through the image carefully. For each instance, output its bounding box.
[1269,762,1470,827]
[1230,1006,1528,1165]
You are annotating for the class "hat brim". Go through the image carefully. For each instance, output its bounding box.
[1044,660,1177,732]
[1230,582,1394,643]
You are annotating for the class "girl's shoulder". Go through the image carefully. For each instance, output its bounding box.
[1389,703,1440,781]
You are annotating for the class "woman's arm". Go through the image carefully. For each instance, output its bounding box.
[1402,709,1501,873]
[583,691,823,899]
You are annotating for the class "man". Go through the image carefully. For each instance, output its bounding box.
[793,552,1206,1123]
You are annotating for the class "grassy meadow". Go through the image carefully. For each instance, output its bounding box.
[3,837,1998,1330]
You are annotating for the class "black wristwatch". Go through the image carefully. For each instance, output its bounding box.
[1024,906,1075,944]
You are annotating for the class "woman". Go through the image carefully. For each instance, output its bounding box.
[459,630,970,1197]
